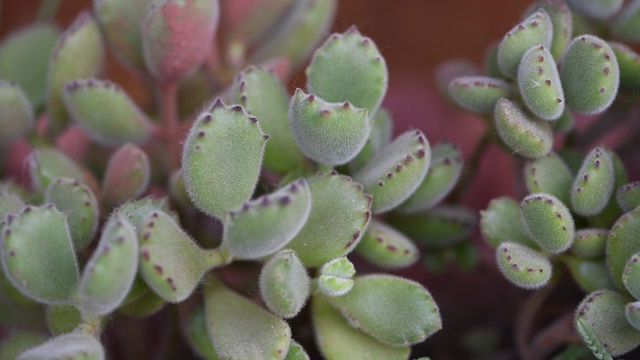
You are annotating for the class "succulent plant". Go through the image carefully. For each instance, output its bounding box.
[0,1,464,358]
[442,0,640,358]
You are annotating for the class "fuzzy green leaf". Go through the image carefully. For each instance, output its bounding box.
[63,78,153,145]
[289,89,371,166]
[494,98,553,159]
[618,182,640,213]
[46,177,99,250]
[524,152,573,205]
[570,147,615,217]
[435,59,478,101]
[204,280,291,360]
[348,107,394,173]
[224,179,311,260]
[232,67,304,173]
[517,45,564,120]
[306,26,387,114]
[141,0,219,83]
[47,12,104,135]
[182,100,267,220]
[626,301,640,331]
[610,42,640,92]
[623,253,640,300]
[286,172,371,267]
[0,81,34,144]
[560,35,619,115]
[480,197,537,248]
[312,295,410,360]
[572,228,608,259]
[259,250,310,318]
[523,0,573,59]
[328,274,441,346]
[138,211,207,302]
[0,190,25,221]
[498,9,553,78]
[28,147,87,191]
[611,0,640,42]
[447,76,514,114]
[566,0,623,20]
[561,255,616,292]
[101,143,150,207]
[79,215,138,315]
[354,129,430,213]
[575,290,640,357]
[284,340,309,360]
[521,193,574,253]
[46,304,82,335]
[181,302,220,360]
[17,334,104,360]
[317,257,356,297]
[496,242,552,289]
[355,220,419,270]
[608,206,640,290]
[397,141,463,213]
[1,205,78,303]
[0,24,59,107]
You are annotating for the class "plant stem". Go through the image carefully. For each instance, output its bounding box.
[451,132,491,202]
[528,312,580,360]
[573,102,629,150]
[76,314,104,337]
[516,277,559,360]
[203,246,233,270]
[159,83,180,171]
[36,0,63,22]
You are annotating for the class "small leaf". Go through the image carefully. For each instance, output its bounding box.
[387,205,476,248]
[306,26,387,114]
[575,317,614,360]
[566,0,623,20]
[16,334,104,360]
[286,172,371,267]
[47,12,104,135]
[494,98,553,159]
[142,0,219,83]
[46,304,82,335]
[610,42,640,92]
[435,59,478,101]
[1,205,78,303]
[560,35,619,115]
[284,340,309,360]
[232,67,304,173]
[138,211,207,302]
[517,45,564,121]
[623,253,640,300]
[63,78,153,145]
[0,190,25,221]
[348,107,394,173]
[520,193,574,254]
[28,147,87,191]
[552,109,575,133]
[496,242,552,289]
[117,284,166,318]
[182,100,267,220]
[353,129,431,213]
[397,141,464,213]
[0,24,59,107]
[480,197,537,248]
[288,89,371,166]
[251,0,338,69]
[571,228,608,259]
[570,147,615,217]
[355,220,419,270]
[575,290,640,357]
[608,206,640,290]
[259,250,310,318]
[497,9,553,78]
[524,152,573,205]
[79,215,138,315]
[610,0,640,43]
[312,295,410,360]
[0,81,34,144]
[180,301,221,360]
[523,0,573,59]
[561,255,616,292]
[224,179,311,260]
[618,182,640,213]
[204,280,291,360]
[46,178,99,252]
[116,196,177,228]
[626,301,640,331]
[101,143,151,207]
[317,257,356,297]
[93,0,157,72]
[447,76,514,114]
[327,274,442,346]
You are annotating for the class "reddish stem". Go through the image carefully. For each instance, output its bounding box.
[159,83,180,171]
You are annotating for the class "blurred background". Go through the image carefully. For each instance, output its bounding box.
[0,1,611,359]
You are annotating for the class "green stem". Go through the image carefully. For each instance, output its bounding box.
[158,83,180,171]
[203,246,233,270]
[36,0,63,22]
